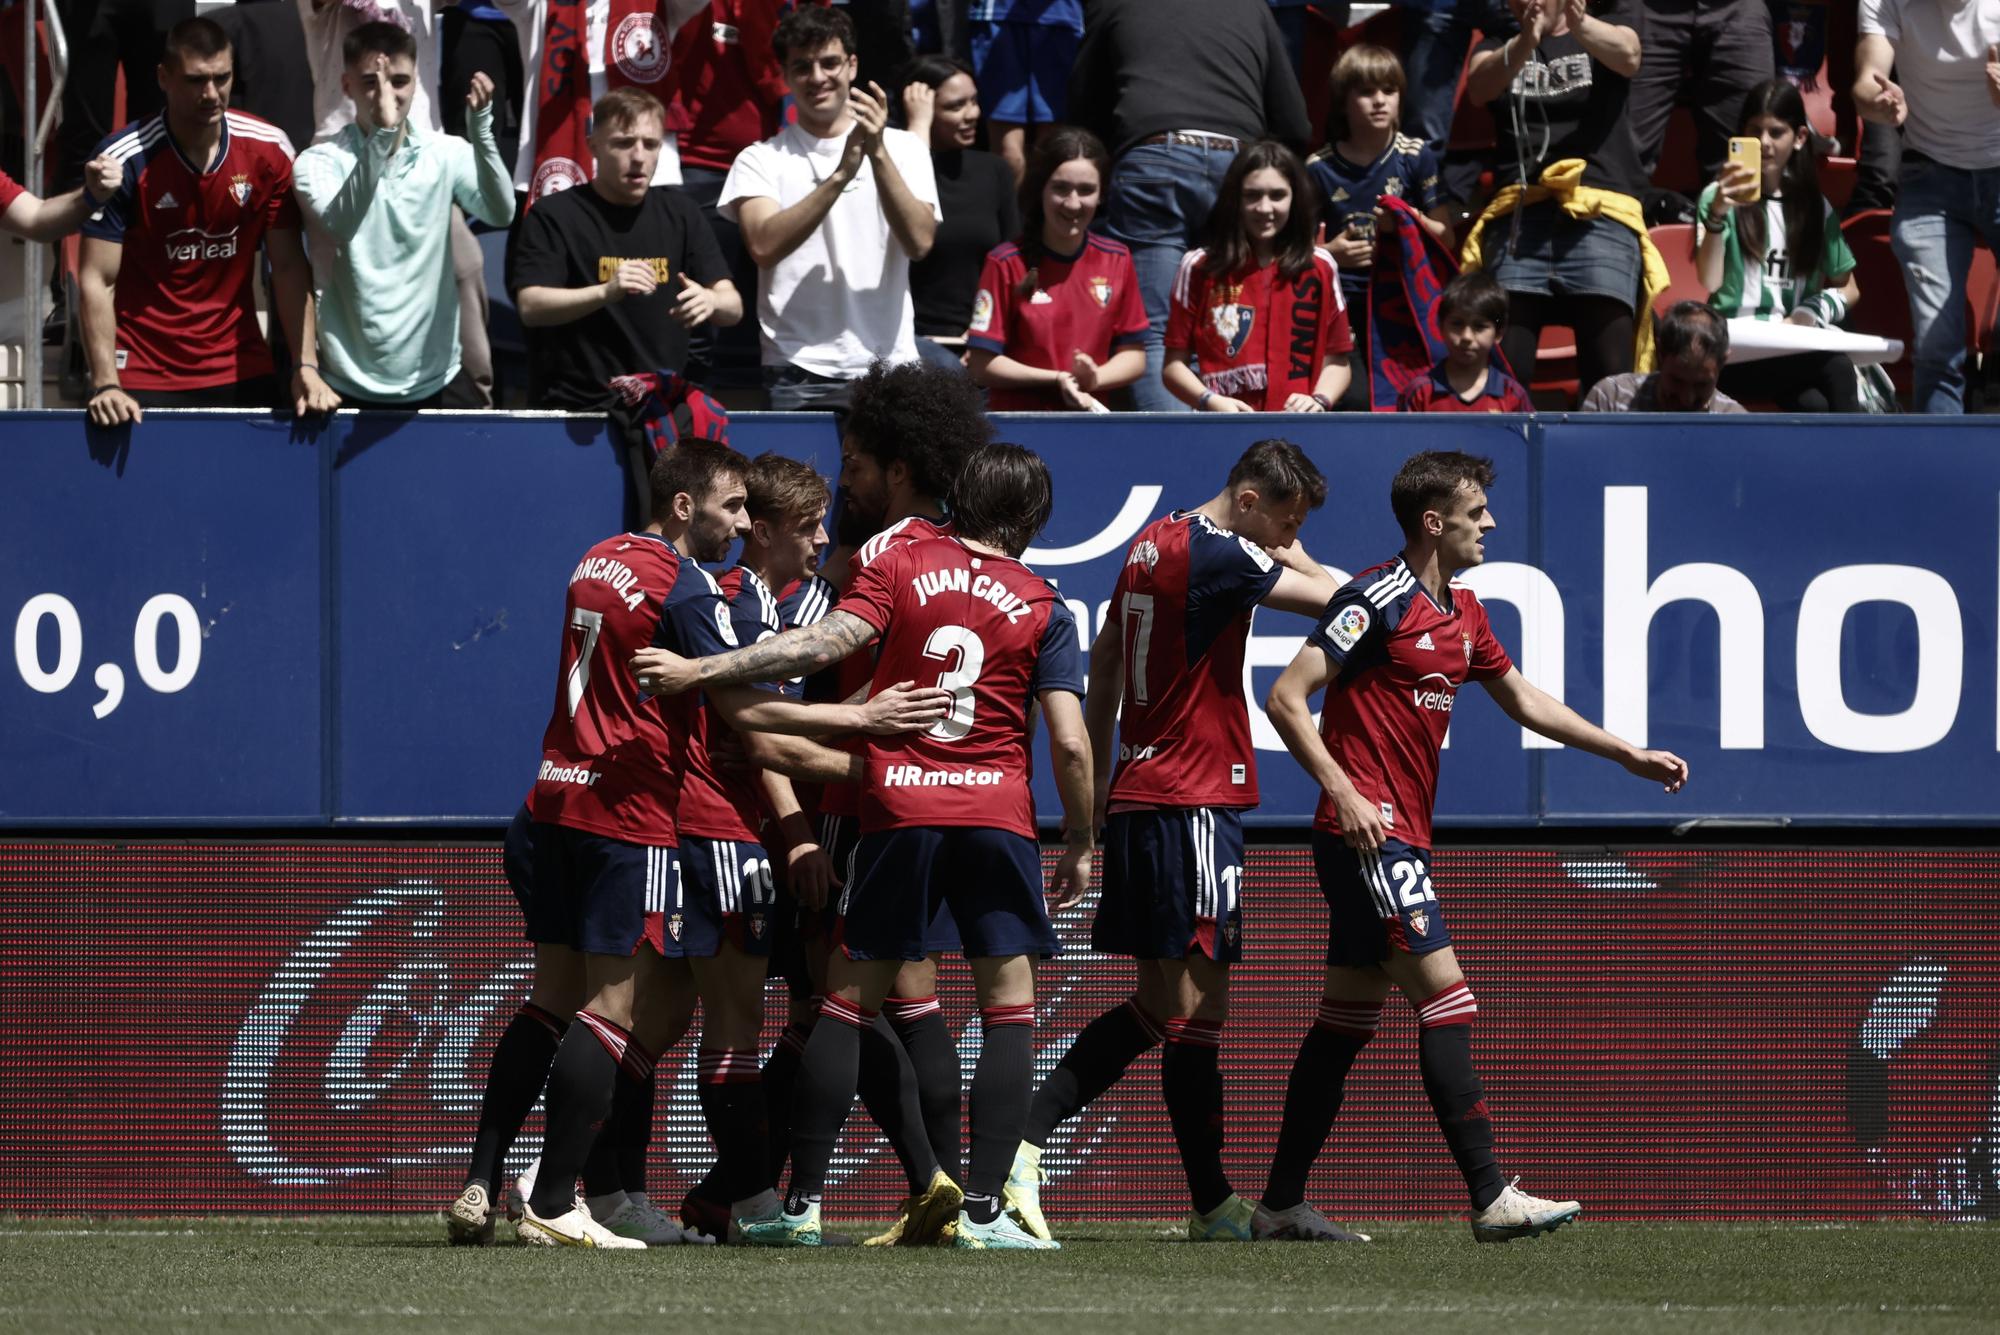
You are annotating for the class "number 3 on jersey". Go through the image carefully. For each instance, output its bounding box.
[921,624,984,741]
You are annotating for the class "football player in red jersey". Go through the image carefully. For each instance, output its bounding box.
[1004,439,1344,1244]
[632,443,1094,1250]
[449,442,949,1249]
[1262,450,1688,1243]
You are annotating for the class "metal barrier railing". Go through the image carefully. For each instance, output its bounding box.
[18,0,68,409]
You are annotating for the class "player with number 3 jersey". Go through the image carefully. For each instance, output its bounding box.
[1262,450,1689,1244]
[630,443,1095,1251]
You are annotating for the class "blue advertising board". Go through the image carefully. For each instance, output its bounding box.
[3,411,1995,828]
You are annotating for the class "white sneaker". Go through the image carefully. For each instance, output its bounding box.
[1251,1201,1371,1243]
[1003,1142,1051,1241]
[1469,1178,1581,1243]
[518,1195,646,1249]
[600,1195,715,1245]
[444,1182,495,1246]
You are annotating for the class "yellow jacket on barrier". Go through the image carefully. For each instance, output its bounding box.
[1460,158,1669,374]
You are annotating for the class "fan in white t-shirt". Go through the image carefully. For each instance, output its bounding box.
[719,6,941,406]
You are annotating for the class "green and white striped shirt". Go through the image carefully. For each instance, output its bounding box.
[1696,183,1855,322]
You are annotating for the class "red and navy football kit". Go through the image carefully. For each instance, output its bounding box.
[1092,512,1282,964]
[1306,556,1512,963]
[965,234,1149,411]
[1396,363,1535,413]
[833,535,1083,961]
[511,530,736,957]
[1165,249,1352,410]
[84,111,299,390]
[676,566,791,957]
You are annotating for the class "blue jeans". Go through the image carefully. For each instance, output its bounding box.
[1891,155,2000,415]
[1103,140,1239,412]
[1401,0,1516,154]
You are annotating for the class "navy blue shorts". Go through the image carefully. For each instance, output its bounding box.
[675,835,778,958]
[1091,807,1246,963]
[969,20,1076,125]
[840,826,1055,962]
[1311,831,1454,966]
[516,818,676,957]
[503,804,536,919]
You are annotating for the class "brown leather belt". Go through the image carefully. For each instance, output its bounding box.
[1136,130,1243,152]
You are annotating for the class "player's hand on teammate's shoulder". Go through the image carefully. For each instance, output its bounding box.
[1624,748,1690,794]
[631,646,696,696]
[857,680,955,734]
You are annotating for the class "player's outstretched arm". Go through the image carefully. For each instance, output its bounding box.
[739,729,867,784]
[708,681,952,738]
[632,609,880,694]
[1082,621,1125,827]
[1267,644,1387,850]
[1042,688,1096,911]
[1261,541,1342,616]
[1481,667,1690,792]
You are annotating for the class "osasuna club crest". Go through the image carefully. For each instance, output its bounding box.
[667,912,684,941]
[1211,303,1255,358]
[230,174,251,206]
[1409,908,1430,937]
[1089,276,1113,307]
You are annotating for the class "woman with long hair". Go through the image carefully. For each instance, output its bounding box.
[1163,140,1353,411]
[966,127,1149,410]
[1695,79,1862,412]
[902,54,1019,372]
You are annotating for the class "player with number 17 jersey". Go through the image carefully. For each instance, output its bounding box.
[838,535,1081,839]
[527,530,736,849]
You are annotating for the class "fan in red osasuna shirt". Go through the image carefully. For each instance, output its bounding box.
[1261,449,1687,1244]
[1164,140,1353,414]
[966,127,1147,412]
[629,443,1095,1248]
[77,17,339,429]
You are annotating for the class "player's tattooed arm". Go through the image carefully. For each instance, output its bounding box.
[631,610,879,694]
[1082,620,1125,827]
[1481,668,1690,792]
[1267,643,1387,851]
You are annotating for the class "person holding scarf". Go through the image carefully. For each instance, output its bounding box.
[1163,140,1353,413]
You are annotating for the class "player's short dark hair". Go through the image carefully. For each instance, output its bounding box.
[1439,270,1509,328]
[773,6,854,63]
[163,17,232,68]
[650,440,750,517]
[844,360,989,501]
[1657,300,1730,365]
[594,87,667,134]
[1226,439,1327,510]
[745,453,830,524]
[949,443,1054,558]
[1390,451,1496,538]
[344,20,418,69]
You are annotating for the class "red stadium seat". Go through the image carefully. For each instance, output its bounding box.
[1819,156,1857,213]
[1648,223,1704,316]
[1531,323,1579,406]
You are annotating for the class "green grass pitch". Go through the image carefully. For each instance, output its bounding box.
[2,1216,1995,1334]
[3,1223,2000,1335]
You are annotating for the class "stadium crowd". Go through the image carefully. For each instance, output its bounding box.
[0,0,1983,420]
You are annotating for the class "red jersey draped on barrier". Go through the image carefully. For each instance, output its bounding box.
[530,0,687,202]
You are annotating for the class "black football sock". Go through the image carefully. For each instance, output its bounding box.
[1161,1017,1232,1216]
[761,1015,813,1185]
[465,1001,566,1189]
[857,1012,938,1193]
[698,1048,769,1203]
[785,995,872,1211]
[580,1057,655,1202]
[884,995,962,1181]
[1024,997,1162,1147]
[966,1003,1036,1201]
[530,1011,649,1220]
[1415,982,1505,1211]
[1261,998,1381,1211]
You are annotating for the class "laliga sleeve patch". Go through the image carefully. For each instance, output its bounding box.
[1235,535,1276,572]
[1326,604,1370,652]
[715,603,739,646]
[970,289,995,333]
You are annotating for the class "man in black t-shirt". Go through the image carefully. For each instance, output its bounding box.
[508,88,742,412]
